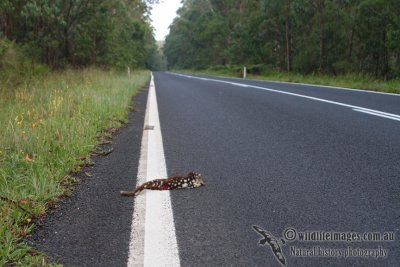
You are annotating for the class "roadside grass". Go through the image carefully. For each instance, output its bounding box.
[181,69,400,94]
[0,68,149,266]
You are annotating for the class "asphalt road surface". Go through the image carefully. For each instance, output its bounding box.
[31,72,400,266]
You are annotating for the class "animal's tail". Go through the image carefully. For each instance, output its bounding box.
[120,190,136,197]
[120,185,144,197]
[120,179,163,197]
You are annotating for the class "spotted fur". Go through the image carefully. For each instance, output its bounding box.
[120,171,204,197]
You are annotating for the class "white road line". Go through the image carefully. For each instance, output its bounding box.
[171,73,400,123]
[256,79,400,96]
[353,109,400,122]
[168,72,400,96]
[127,74,180,267]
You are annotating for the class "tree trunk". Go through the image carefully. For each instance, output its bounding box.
[285,0,291,72]
[382,29,389,78]
[239,0,243,23]
[318,0,324,73]
[64,27,71,62]
[1,13,13,38]
[348,28,354,59]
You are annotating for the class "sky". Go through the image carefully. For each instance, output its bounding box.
[150,0,182,41]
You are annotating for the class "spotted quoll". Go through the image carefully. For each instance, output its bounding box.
[120,171,204,197]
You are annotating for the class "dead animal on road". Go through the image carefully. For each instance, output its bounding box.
[120,171,205,197]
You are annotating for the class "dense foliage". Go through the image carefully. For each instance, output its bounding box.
[0,0,157,68]
[164,0,400,78]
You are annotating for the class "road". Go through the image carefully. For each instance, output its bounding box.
[31,72,400,266]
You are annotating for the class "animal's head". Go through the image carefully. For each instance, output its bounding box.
[188,172,205,187]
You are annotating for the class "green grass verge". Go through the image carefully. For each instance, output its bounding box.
[181,69,400,94]
[0,68,150,266]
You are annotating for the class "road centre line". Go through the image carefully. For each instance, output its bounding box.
[127,73,180,267]
[172,73,400,123]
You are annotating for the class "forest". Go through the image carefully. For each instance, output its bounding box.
[0,0,157,69]
[164,0,400,79]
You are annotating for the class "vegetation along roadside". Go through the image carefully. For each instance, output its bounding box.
[180,67,400,94]
[0,67,150,266]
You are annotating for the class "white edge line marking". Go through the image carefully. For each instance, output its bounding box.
[167,72,400,96]
[353,109,400,122]
[171,73,400,122]
[127,73,180,267]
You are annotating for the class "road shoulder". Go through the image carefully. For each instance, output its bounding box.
[27,86,149,266]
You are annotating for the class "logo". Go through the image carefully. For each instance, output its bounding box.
[252,225,287,266]
[252,226,394,265]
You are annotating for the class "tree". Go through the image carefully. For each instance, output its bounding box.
[164,0,400,78]
[0,0,157,69]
